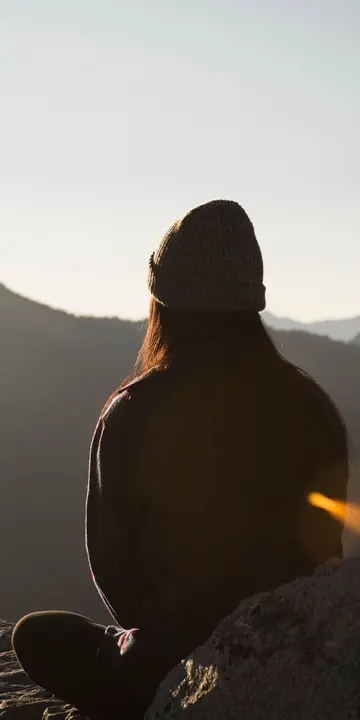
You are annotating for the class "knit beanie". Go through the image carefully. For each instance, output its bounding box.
[147,200,266,312]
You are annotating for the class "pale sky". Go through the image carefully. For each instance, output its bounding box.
[1,0,360,321]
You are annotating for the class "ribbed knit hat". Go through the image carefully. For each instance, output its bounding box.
[148,200,266,313]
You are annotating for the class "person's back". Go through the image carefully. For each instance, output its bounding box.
[136,355,346,606]
[93,343,347,660]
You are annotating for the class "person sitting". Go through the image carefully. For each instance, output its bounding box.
[12,200,348,719]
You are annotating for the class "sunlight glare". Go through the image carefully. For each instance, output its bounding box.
[308,492,360,536]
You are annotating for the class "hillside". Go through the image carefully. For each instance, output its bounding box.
[263,311,360,342]
[0,283,143,622]
[1,282,360,622]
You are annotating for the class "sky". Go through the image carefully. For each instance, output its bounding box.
[1,0,360,322]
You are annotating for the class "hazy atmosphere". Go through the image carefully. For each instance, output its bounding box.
[2,0,360,321]
[3,3,360,716]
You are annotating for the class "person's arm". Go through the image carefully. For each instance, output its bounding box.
[86,382,189,685]
[296,374,349,562]
[86,390,145,629]
[303,379,348,500]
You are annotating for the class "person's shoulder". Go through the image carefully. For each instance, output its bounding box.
[102,367,171,426]
[279,358,342,425]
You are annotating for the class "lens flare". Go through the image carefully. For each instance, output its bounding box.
[308,492,360,536]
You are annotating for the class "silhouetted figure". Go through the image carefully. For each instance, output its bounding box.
[12,201,348,719]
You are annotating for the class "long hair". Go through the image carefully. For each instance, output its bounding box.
[133,297,276,377]
[101,298,277,417]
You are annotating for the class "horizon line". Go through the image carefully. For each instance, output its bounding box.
[1,280,359,327]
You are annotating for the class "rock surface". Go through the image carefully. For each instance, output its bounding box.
[0,621,82,719]
[146,557,360,719]
[4,558,360,718]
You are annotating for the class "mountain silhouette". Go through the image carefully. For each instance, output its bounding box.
[263,311,360,342]
[1,282,360,622]
[0,283,143,622]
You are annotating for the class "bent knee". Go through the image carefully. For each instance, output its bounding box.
[12,611,76,662]
[12,611,48,660]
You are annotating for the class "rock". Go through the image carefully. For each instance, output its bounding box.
[4,558,360,718]
[146,557,360,719]
[0,621,83,719]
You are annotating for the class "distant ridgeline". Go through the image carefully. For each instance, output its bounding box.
[263,310,360,342]
[1,281,360,622]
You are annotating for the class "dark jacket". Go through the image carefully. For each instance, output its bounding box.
[86,350,348,669]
